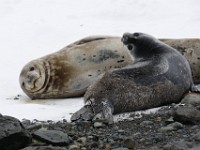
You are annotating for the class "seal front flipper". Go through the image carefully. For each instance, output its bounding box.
[93,99,114,124]
[70,104,94,122]
[71,97,114,124]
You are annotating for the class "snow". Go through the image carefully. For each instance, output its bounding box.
[0,0,200,121]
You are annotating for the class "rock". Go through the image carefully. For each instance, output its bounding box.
[93,122,105,128]
[77,137,87,146]
[75,121,92,129]
[189,145,200,150]
[122,137,135,149]
[26,124,43,131]
[192,131,200,142]
[159,122,183,132]
[112,148,129,150]
[163,140,193,150]
[0,115,32,150]
[165,116,174,124]
[181,93,200,106]
[21,146,68,150]
[33,129,71,146]
[21,119,31,128]
[173,106,200,124]
[68,144,79,150]
[140,120,154,126]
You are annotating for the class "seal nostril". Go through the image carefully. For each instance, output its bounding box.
[29,67,35,71]
[127,45,133,50]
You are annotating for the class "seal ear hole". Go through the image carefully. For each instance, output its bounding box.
[29,67,35,71]
[88,74,92,77]
[22,82,25,87]
[133,33,140,37]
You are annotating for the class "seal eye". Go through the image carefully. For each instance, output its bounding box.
[29,67,35,71]
[133,33,139,37]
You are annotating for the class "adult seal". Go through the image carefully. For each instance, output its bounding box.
[71,32,199,123]
[19,36,134,99]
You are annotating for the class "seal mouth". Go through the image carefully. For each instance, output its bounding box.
[19,59,50,95]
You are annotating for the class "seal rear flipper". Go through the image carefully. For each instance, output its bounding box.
[191,84,200,93]
[70,105,94,122]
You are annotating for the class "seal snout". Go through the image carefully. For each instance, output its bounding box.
[122,32,140,51]
[25,69,40,89]
[121,32,132,45]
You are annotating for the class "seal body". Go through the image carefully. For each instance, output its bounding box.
[20,35,200,99]
[19,36,134,99]
[71,33,195,123]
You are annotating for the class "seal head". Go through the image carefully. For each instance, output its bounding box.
[19,59,50,99]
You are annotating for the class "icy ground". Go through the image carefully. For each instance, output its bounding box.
[0,0,200,121]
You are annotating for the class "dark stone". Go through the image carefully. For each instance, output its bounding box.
[192,131,200,142]
[21,146,68,150]
[26,124,43,131]
[173,106,200,124]
[163,140,193,150]
[140,121,154,126]
[33,129,71,146]
[159,122,183,132]
[0,115,32,150]
[112,148,129,150]
[122,137,135,149]
[21,119,31,128]
[189,145,200,150]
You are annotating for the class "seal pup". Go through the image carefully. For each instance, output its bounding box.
[19,36,134,99]
[71,32,199,123]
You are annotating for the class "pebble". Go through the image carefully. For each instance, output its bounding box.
[181,93,200,106]
[163,140,192,150]
[21,146,68,150]
[112,148,129,150]
[94,122,105,128]
[192,131,200,142]
[68,144,79,150]
[140,120,154,126]
[122,137,135,149]
[159,122,183,132]
[77,137,87,145]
